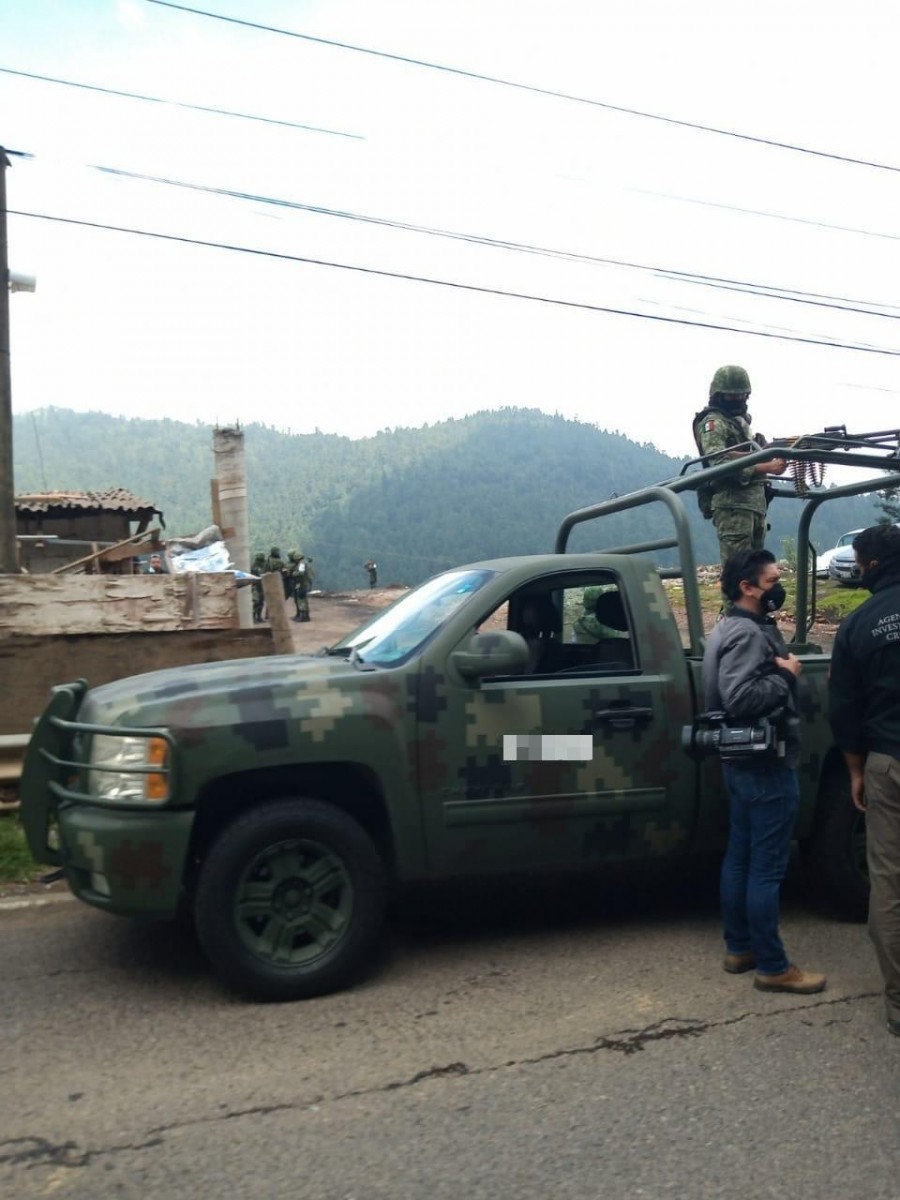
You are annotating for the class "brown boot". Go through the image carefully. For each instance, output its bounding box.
[723,952,757,975]
[753,964,826,994]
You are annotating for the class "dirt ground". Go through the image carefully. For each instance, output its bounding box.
[281,587,404,652]
[668,602,839,654]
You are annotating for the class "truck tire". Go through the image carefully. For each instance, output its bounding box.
[805,772,869,921]
[194,798,387,1001]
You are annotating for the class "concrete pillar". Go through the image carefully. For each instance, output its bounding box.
[213,426,252,628]
[0,149,17,575]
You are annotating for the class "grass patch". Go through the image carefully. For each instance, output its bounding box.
[664,580,722,608]
[0,815,41,885]
[815,584,868,623]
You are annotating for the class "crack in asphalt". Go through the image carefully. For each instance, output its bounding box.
[2,990,880,1174]
[0,1134,164,1171]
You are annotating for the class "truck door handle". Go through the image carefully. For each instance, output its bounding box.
[593,706,654,730]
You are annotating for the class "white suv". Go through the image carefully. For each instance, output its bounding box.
[817,529,862,579]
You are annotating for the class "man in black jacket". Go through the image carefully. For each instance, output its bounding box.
[703,548,826,993]
[829,523,900,1037]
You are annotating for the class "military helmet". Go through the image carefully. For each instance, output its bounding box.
[252,552,266,564]
[709,364,751,399]
[288,550,300,562]
[269,546,281,558]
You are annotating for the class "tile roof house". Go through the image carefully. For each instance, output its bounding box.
[15,490,164,573]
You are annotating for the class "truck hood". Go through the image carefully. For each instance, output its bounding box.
[78,652,376,731]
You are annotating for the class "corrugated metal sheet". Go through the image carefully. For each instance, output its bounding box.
[15,489,159,515]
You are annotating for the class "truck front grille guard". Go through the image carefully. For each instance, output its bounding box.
[41,715,176,809]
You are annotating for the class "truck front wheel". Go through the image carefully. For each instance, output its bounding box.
[805,772,869,921]
[194,798,387,1001]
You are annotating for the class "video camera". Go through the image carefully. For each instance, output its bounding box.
[681,710,785,763]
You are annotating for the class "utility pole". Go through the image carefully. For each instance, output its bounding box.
[212,425,252,627]
[0,148,16,574]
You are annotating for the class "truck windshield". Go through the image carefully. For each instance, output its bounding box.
[334,569,496,665]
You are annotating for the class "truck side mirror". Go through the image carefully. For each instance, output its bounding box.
[451,631,530,680]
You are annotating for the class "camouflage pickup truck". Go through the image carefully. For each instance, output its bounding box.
[21,428,899,1000]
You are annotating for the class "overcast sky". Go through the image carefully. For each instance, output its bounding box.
[4,0,900,459]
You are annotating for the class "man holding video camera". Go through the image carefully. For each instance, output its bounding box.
[702,548,826,994]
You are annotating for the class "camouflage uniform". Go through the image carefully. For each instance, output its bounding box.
[284,551,297,604]
[264,548,289,600]
[571,586,628,642]
[693,366,767,566]
[288,550,311,622]
[251,553,266,623]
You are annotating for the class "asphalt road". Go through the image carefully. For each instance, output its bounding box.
[1,871,896,1199]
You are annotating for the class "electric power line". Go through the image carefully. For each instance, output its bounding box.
[0,66,365,140]
[661,276,900,322]
[642,188,900,245]
[10,208,900,358]
[9,48,900,318]
[90,161,900,324]
[143,0,900,176]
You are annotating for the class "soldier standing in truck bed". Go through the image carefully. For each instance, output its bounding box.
[693,365,787,565]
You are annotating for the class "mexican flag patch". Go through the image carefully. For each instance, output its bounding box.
[702,418,717,433]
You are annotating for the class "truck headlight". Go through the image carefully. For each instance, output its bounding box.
[89,735,171,804]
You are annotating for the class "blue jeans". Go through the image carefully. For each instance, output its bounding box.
[721,764,800,976]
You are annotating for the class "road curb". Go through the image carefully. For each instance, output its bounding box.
[0,892,76,912]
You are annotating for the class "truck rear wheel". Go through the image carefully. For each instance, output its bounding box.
[805,771,869,921]
[194,798,387,1001]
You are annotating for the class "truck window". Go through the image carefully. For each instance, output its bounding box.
[338,568,497,665]
[485,575,636,676]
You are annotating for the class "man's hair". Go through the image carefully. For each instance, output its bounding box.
[852,524,900,567]
[720,548,776,602]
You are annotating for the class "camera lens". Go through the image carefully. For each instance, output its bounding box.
[694,729,721,751]
[681,724,721,754]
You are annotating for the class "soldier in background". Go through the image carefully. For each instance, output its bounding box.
[287,550,311,622]
[251,552,266,623]
[284,550,298,602]
[364,560,378,588]
[693,365,787,566]
[292,551,317,622]
[264,547,289,599]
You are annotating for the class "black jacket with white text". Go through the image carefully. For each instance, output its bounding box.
[829,568,900,759]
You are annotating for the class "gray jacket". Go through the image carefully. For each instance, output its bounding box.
[702,609,800,768]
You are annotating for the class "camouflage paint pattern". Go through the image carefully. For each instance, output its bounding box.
[19,552,842,922]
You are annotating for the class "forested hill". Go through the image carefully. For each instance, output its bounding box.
[12,407,881,590]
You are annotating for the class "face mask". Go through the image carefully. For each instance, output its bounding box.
[760,582,786,612]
